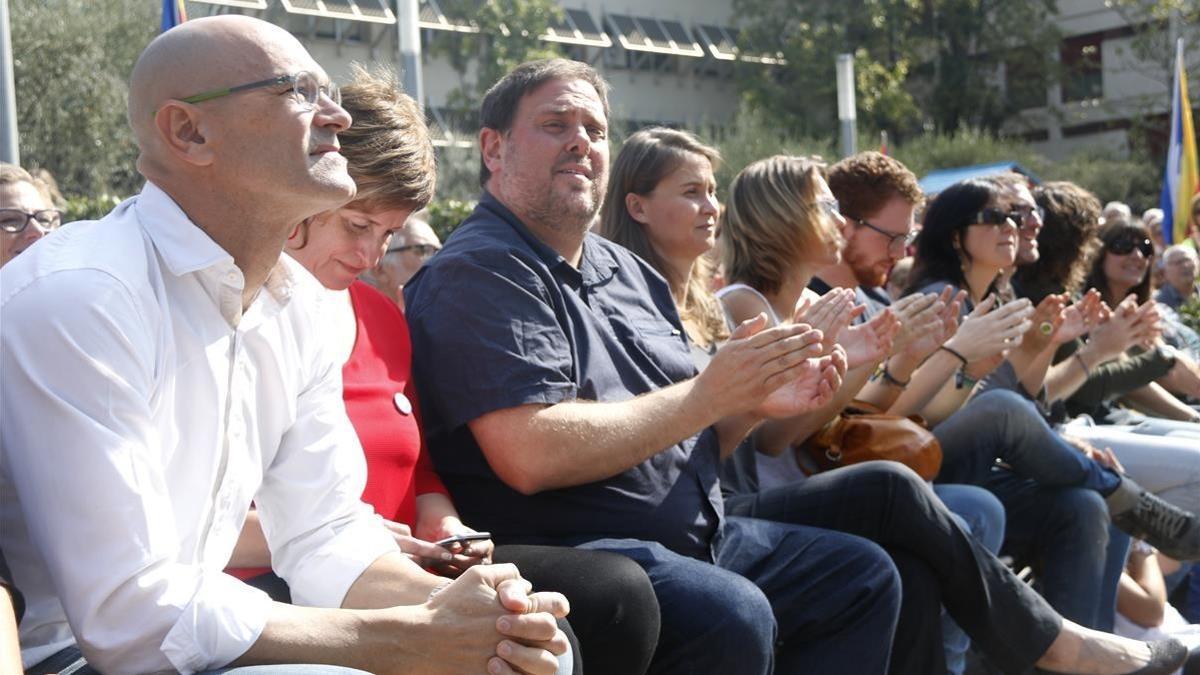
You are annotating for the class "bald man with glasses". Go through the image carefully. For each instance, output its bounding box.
[1,16,567,675]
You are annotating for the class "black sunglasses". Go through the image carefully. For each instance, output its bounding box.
[1107,236,1153,257]
[970,207,1021,227]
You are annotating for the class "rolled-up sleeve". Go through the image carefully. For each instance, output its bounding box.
[1,271,271,674]
[255,327,398,610]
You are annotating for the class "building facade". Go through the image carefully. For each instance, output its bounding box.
[185,0,1195,159]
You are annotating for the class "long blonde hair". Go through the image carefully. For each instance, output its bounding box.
[721,155,840,296]
[599,127,728,347]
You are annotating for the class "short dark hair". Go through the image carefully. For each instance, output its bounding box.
[477,58,610,187]
[827,151,923,220]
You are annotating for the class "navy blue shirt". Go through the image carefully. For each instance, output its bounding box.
[404,192,723,560]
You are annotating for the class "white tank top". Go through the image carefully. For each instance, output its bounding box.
[715,282,784,326]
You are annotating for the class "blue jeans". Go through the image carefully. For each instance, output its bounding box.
[985,468,1129,630]
[578,515,902,674]
[934,389,1121,494]
[935,484,1006,675]
[1188,565,1200,623]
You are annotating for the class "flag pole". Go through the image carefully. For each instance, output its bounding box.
[0,0,18,165]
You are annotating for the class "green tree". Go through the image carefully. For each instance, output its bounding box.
[1105,0,1200,82]
[709,103,835,189]
[732,0,1060,141]
[424,0,563,110]
[11,0,157,199]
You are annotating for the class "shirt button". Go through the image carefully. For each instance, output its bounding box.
[394,392,413,415]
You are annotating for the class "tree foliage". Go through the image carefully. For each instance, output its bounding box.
[11,0,156,199]
[1106,0,1200,83]
[423,0,564,110]
[732,0,1059,141]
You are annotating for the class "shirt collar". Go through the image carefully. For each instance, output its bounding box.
[477,191,618,287]
[135,181,295,309]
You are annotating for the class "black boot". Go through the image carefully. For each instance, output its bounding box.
[1108,477,1200,561]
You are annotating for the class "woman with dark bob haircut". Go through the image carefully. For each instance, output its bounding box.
[906,179,1014,302]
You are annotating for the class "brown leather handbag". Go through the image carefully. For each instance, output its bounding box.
[799,401,943,481]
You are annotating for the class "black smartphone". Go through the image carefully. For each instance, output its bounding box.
[435,532,492,548]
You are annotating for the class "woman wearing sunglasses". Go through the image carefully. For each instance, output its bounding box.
[897,179,1200,626]
[1075,220,1200,423]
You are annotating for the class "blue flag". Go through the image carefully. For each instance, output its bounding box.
[161,0,187,33]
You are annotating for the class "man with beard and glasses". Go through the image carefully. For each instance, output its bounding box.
[403,59,906,674]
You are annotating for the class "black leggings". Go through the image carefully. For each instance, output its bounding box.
[245,544,660,675]
[495,544,660,675]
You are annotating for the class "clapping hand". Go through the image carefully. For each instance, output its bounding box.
[837,308,900,369]
[793,288,861,354]
[895,287,965,363]
[754,347,848,418]
[1052,290,1104,346]
[945,295,1034,362]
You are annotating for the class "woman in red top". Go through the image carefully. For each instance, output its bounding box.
[231,67,659,674]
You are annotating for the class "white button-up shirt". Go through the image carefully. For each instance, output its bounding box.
[0,183,397,674]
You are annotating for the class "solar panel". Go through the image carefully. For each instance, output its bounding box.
[354,0,393,20]
[541,7,611,47]
[696,24,737,60]
[186,0,269,9]
[417,0,479,32]
[566,9,609,46]
[280,0,395,24]
[659,19,702,57]
[282,0,323,11]
[635,17,673,52]
[607,14,647,51]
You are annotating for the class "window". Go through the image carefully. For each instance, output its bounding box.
[1061,33,1103,102]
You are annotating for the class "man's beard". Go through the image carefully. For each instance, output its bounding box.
[846,246,888,288]
[523,177,605,235]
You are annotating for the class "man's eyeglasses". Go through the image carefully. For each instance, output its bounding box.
[0,208,62,234]
[970,207,1021,228]
[1108,236,1154,258]
[389,243,440,258]
[854,218,917,255]
[176,71,340,111]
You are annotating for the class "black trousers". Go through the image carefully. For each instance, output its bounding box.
[726,460,1062,675]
